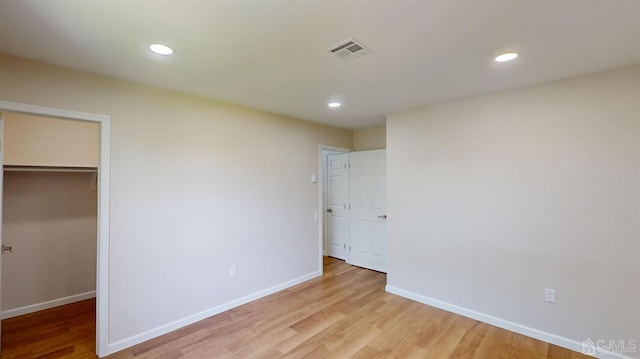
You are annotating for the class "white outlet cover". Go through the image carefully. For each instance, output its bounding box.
[545,288,556,303]
[311,174,318,183]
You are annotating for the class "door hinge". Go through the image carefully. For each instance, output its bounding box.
[349,245,352,251]
[343,203,346,209]
[344,164,347,169]
[343,243,346,249]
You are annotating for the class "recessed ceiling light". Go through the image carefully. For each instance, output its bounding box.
[150,44,174,56]
[495,52,518,62]
[328,102,341,108]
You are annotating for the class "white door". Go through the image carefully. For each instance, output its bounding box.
[349,149,387,272]
[326,153,349,260]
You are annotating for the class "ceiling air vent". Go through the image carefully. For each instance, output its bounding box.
[327,38,372,61]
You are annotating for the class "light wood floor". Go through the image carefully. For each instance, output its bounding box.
[2,257,589,358]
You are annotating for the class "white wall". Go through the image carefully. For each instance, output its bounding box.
[3,112,99,167]
[387,65,640,357]
[353,125,386,150]
[0,54,352,350]
[1,172,97,315]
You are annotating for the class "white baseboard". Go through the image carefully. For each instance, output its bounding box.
[105,271,322,356]
[1,291,96,320]
[385,285,635,359]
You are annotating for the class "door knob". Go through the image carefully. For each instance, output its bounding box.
[377,214,387,219]
[327,208,333,213]
[2,245,13,254]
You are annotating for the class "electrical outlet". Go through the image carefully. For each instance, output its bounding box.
[229,265,237,277]
[545,288,556,303]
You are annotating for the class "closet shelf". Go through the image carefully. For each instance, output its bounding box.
[3,165,98,173]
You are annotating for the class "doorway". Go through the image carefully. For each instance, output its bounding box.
[319,146,387,274]
[0,100,110,357]
[319,146,350,273]
[326,152,349,260]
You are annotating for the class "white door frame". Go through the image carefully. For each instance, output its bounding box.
[318,145,350,274]
[0,100,110,357]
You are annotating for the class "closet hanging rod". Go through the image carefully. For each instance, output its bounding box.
[3,165,98,173]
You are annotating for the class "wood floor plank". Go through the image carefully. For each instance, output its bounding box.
[1,257,592,358]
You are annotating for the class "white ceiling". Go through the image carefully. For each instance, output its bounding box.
[0,0,638,129]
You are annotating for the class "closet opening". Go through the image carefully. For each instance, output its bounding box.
[0,100,110,357]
